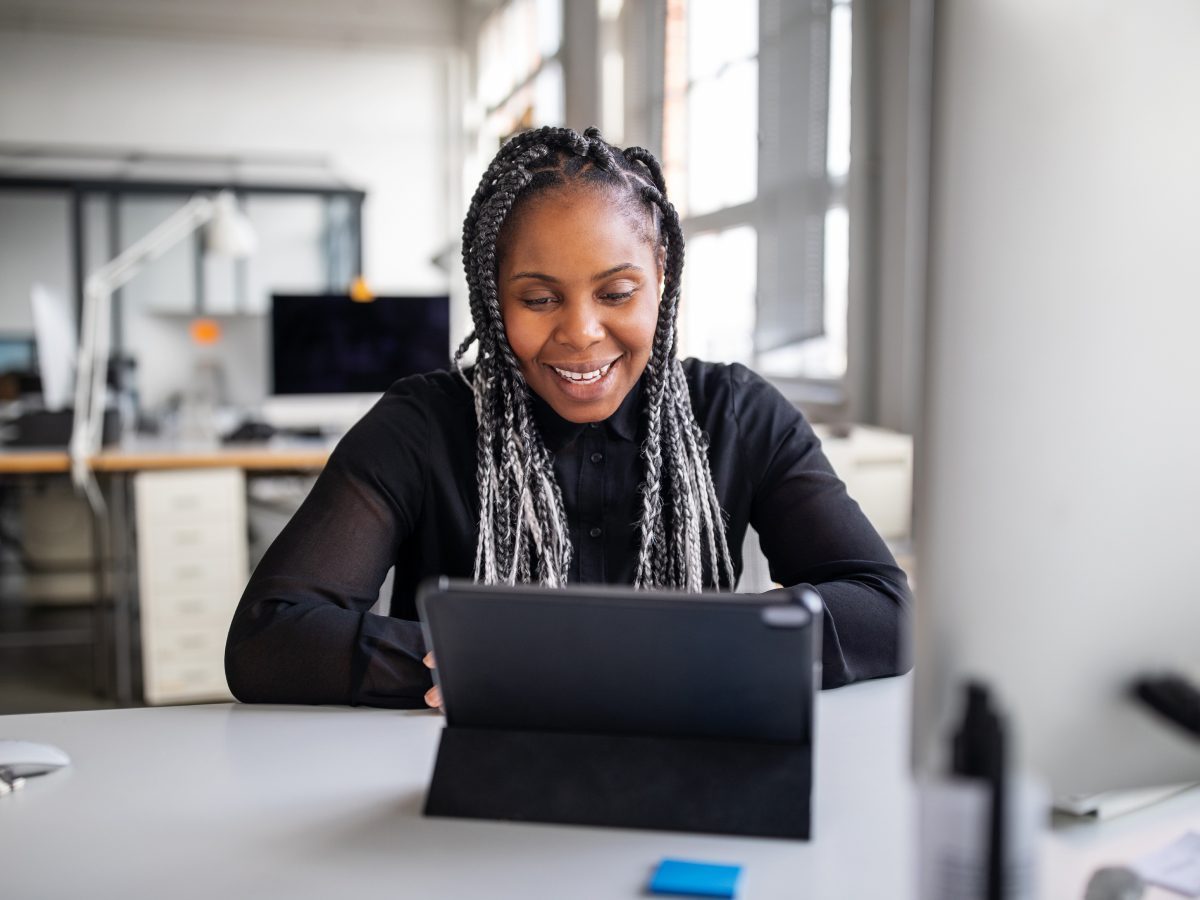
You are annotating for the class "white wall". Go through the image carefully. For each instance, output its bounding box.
[913,0,1200,792]
[0,10,461,410]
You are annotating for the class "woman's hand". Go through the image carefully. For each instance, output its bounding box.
[423,652,442,709]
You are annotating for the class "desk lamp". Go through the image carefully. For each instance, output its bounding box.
[69,191,256,510]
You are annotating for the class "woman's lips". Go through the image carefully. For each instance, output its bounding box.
[543,357,621,400]
[550,359,616,384]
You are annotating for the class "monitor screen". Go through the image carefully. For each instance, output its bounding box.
[31,284,77,411]
[270,294,450,395]
[0,335,35,376]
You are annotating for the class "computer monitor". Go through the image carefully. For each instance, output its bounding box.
[0,335,34,377]
[263,293,450,431]
[911,1,1200,797]
[30,283,77,411]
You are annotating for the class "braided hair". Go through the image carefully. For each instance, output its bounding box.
[457,125,735,592]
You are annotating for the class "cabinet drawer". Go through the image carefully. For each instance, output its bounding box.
[140,520,240,558]
[140,590,240,629]
[135,469,244,525]
[141,624,232,704]
[141,553,245,598]
[140,530,246,592]
[143,660,232,705]
[142,623,227,660]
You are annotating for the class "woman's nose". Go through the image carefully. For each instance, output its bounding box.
[553,298,606,350]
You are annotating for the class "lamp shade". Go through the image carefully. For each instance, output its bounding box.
[205,191,257,257]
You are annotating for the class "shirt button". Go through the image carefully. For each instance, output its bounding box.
[589,526,602,538]
[589,452,604,464]
[588,422,600,429]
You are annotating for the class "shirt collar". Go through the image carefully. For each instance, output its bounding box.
[530,373,643,451]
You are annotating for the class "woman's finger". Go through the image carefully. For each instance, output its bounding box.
[424,684,442,708]
[423,651,436,669]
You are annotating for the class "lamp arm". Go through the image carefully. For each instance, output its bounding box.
[69,195,218,507]
[86,195,216,297]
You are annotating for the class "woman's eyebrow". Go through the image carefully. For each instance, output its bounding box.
[510,271,559,283]
[509,263,643,283]
[592,263,643,280]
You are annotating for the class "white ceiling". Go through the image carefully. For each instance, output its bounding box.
[0,0,465,49]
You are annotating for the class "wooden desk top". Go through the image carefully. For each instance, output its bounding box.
[0,450,70,473]
[0,439,335,474]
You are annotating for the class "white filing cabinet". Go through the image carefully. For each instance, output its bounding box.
[134,468,248,705]
[813,425,914,542]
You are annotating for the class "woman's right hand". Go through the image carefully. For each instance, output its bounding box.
[423,652,442,709]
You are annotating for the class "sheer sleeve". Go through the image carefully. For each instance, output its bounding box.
[732,366,912,689]
[224,381,435,708]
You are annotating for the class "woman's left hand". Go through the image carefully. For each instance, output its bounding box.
[423,652,442,709]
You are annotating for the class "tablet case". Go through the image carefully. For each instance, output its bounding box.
[418,579,821,840]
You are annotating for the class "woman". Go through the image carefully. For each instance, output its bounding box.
[225,126,910,708]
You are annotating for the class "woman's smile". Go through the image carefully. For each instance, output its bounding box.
[542,355,622,398]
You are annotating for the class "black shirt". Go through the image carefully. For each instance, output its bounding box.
[225,359,911,708]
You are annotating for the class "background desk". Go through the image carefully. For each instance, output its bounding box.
[0,439,334,706]
[2,676,1196,898]
[0,442,334,475]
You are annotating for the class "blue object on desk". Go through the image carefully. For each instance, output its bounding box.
[649,859,742,897]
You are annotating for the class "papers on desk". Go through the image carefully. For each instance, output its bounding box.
[1054,783,1198,820]
[1134,832,1200,897]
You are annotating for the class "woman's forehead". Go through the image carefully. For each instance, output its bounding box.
[500,185,657,262]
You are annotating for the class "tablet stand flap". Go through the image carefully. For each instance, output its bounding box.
[423,725,811,840]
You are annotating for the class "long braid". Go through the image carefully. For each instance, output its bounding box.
[458,126,733,592]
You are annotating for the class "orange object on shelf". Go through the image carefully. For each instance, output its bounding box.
[349,275,375,303]
[189,318,222,345]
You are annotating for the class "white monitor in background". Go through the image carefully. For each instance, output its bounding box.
[912,1,1200,798]
[30,283,77,411]
[261,293,450,433]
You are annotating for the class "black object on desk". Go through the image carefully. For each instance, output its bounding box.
[222,419,276,444]
[418,578,822,839]
[952,682,1008,900]
[2,408,119,447]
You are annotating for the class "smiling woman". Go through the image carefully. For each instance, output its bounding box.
[224,126,912,710]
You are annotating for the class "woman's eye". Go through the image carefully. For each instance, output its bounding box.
[522,296,558,307]
[600,290,636,302]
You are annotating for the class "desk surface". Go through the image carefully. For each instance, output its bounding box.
[1,677,1196,899]
[0,437,335,474]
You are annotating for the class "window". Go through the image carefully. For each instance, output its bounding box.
[664,0,853,387]
[465,0,565,205]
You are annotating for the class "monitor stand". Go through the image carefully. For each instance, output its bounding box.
[260,393,381,435]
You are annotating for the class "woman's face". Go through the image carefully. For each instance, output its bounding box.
[498,186,663,424]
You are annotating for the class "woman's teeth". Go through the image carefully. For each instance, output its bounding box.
[552,361,614,384]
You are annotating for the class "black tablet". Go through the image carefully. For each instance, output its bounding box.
[417,578,822,744]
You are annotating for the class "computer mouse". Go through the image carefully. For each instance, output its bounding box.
[0,740,71,790]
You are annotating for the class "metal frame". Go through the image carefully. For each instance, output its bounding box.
[0,174,366,324]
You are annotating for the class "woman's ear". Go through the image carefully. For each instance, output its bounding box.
[656,245,667,301]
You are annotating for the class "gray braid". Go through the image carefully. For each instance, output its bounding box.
[458,125,733,592]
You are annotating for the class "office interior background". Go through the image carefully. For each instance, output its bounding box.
[0,0,1196,811]
[0,0,922,713]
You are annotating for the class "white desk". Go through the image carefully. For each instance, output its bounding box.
[1,676,1196,898]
